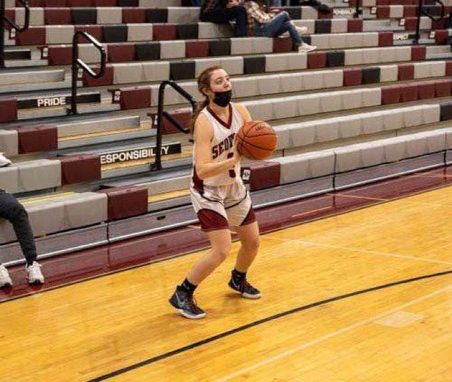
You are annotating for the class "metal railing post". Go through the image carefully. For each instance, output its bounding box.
[68,31,106,115]
[152,80,196,171]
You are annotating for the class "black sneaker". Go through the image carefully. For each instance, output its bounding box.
[228,278,261,299]
[169,287,206,319]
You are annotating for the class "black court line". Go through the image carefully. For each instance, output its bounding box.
[90,270,451,381]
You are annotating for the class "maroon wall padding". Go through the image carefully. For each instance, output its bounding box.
[347,19,363,33]
[75,25,103,42]
[45,8,71,25]
[71,0,93,6]
[108,43,135,62]
[411,46,426,61]
[0,98,18,123]
[247,161,280,192]
[118,86,151,109]
[446,61,452,76]
[398,63,414,80]
[376,6,390,18]
[82,66,114,87]
[435,80,451,97]
[122,8,146,23]
[15,27,46,45]
[400,83,418,102]
[378,31,393,46]
[48,46,72,65]
[17,125,58,154]
[158,110,192,134]
[404,17,417,31]
[60,154,101,185]
[152,24,177,41]
[308,52,326,69]
[417,81,436,100]
[343,68,362,86]
[434,30,449,44]
[403,5,417,17]
[185,40,209,58]
[381,86,401,104]
[98,185,148,220]
[272,37,292,53]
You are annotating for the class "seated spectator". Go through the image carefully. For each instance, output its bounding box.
[0,155,44,288]
[200,0,248,37]
[244,0,316,52]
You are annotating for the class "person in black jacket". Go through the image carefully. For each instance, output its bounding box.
[200,0,248,37]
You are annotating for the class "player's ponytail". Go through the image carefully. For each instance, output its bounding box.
[190,65,224,134]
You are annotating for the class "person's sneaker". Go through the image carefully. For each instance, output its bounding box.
[298,43,317,53]
[228,278,261,299]
[0,265,12,288]
[169,287,206,319]
[295,26,308,35]
[0,153,11,168]
[26,261,44,284]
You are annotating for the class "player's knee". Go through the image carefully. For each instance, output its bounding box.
[212,245,231,263]
[244,236,260,253]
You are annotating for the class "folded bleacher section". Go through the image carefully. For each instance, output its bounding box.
[0,0,451,265]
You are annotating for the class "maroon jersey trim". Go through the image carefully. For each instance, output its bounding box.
[206,103,233,130]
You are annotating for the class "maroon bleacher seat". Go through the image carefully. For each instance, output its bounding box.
[185,40,209,58]
[343,68,362,86]
[417,81,436,100]
[152,24,177,41]
[411,46,426,61]
[398,63,414,80]
[381,86,401,104]
[108,43,135,62]
[99,185,148,220]
[0,98,18,123]
[60,154,101,185]
[378,31,393,46]
[308,52,327,69]
[17,125,58,154]
[82,66,114,87]
[247,161,281,192]
[400,83,418,102]
[272,37,292,53]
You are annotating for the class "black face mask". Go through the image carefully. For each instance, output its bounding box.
[213,90,232,107]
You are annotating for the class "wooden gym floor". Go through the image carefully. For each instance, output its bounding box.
[0,183,450,381]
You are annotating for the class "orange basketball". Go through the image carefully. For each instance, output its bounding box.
[236,120,277,160]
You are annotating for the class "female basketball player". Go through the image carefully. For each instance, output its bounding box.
[169,66,261,319]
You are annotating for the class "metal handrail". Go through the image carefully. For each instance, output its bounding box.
[68,31,106,115]
[152,80,196,171]
[415,0,446,44]
[0,0,29,68]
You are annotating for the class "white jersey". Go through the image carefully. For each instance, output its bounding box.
[192,103,244,189]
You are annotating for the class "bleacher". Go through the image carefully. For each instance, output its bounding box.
[0,0,451,266]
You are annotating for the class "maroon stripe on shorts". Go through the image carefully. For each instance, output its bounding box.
[240,207,256,226]
[198,209,229,231]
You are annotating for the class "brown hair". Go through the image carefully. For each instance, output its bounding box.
[190,65,224,134]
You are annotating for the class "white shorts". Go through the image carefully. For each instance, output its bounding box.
[190,180,256,231]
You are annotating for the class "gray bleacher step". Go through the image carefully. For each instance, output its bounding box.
[4,59,48,68]
[0,79,71,94]
[58,115,142,139]
[0,69,65,86]
[102,164,193,196]
[59,127,155,149]
[362,19,405,32]
[17,102,120,120]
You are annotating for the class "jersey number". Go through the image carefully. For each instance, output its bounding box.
[227,153,236,178]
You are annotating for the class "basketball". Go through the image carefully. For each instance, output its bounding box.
[236,120,277,160]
